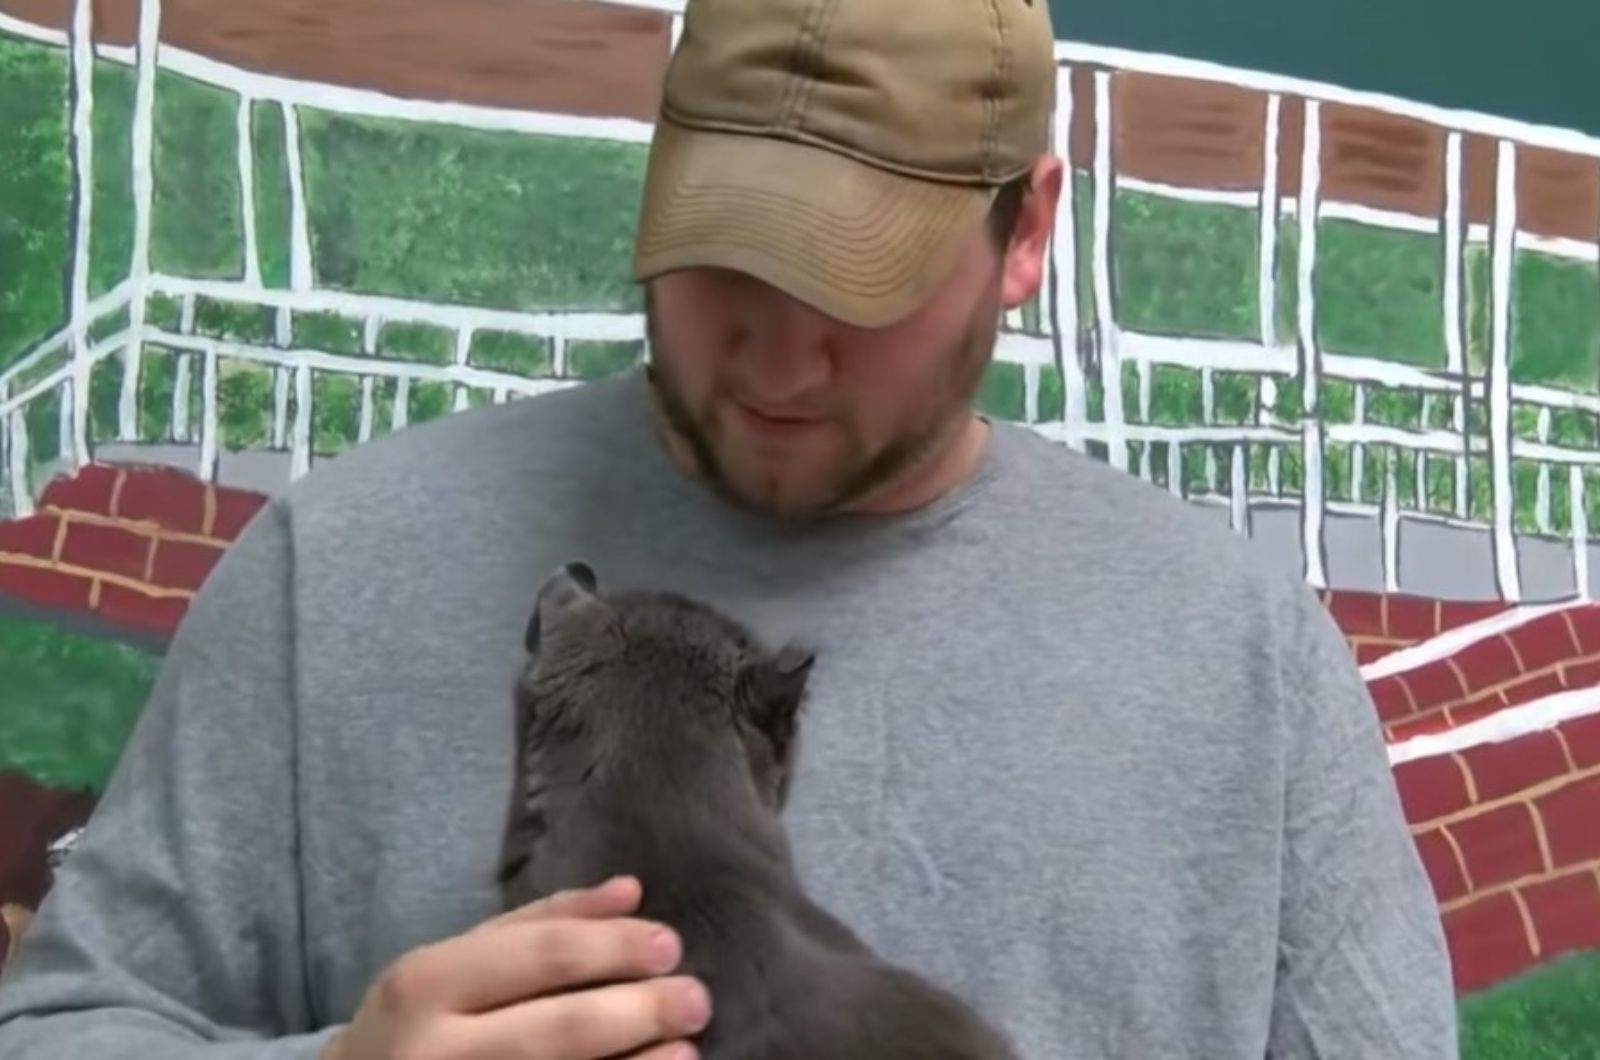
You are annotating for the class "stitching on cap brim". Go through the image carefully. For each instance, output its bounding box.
[633,123,994,328]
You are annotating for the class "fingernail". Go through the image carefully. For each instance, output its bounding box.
[648,927,681,973]
[677,979,711,1032]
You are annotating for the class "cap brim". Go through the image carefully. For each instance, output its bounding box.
[633,120,996,329]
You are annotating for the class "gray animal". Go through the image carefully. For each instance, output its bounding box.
[498,561,1021,1060]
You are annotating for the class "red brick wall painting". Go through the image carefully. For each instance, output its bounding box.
[1371,599,1600,992]
[0,464,264,636]
[3,0,1600,1053]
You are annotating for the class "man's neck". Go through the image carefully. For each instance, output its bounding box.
[841,412,991,516]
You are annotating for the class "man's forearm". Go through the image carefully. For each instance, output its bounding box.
[0,1014,343,1059]
[0,500,331,1055]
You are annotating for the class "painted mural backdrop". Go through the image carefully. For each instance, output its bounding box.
[2,0,1599,1053]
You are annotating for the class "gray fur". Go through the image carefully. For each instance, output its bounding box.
[498,562,1020,1059]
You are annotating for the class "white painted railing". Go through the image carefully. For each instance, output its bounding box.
[0,277,616,513]
[2,0,1599,603]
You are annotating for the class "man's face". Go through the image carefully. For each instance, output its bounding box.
[642,163,1058,519]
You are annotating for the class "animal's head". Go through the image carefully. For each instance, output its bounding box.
[517,561,815,813]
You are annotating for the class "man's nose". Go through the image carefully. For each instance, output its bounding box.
[742,294,834,404]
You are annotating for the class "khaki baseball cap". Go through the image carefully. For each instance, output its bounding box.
[632,0,1057,328]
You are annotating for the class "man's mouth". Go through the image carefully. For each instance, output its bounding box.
[736,403,828,438]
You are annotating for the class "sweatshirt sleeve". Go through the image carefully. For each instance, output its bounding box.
[0,497,344,1058]
[1265,575,1460,1058]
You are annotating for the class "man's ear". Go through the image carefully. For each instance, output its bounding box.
[736,642,815,758]
[999,154,1064,313]
[525,561,602,654]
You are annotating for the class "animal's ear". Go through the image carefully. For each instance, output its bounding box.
[524,561,603,654]
[774,643,815,682]
[737,642,814,748]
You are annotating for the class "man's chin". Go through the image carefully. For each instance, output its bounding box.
[648,390,870,518]
[710,467,843,520]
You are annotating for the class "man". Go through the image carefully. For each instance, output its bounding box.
[0,0,1457,1055]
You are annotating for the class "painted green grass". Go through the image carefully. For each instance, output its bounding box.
[470,330,550,376]
[298,110,647,312]
[407,380,452,425]
[1113,189,1258,341]
[216,358,274,450]
[569,339,643,379]
[976,361,1026,422]
[0,613,160,792]
[312,371,362,455]
[1466,244,1492,377]
[90,59,136,298]
[1274,220,1299,346]
[1071,171,1096,336]
[251,100,291,289]
[1099,188,1597,392]
[137,344,179,442]
[0,34,69,371]
[1038,364,1065,422]
[25,387,61,465]
[1511,250,1600,390]
[88,351,124,443]
[292,310,363,354]
[151,69,242,279]
[1315,218,1447,368]
[1459,949,1600,1060]
[193,296,274,343]
[377,321,453,365]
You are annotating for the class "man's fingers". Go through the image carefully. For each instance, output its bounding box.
[619,1041,700,1060]
[462,975,712,1060]
[487,875,643,929]
[391,913,684,1014]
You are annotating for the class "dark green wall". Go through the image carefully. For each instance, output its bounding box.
[1049,0,1599,135]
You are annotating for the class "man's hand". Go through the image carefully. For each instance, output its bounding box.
[323,875,709,1060]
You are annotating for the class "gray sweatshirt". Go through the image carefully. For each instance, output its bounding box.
[0,370,1458,1058]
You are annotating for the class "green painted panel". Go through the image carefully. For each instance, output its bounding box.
[292,311,363,354]
[1113,190,1257,341]
[251,101,292,289]
[0,613,161,791]
[470,330,550,377]
[89,60,136,298]
[24,386,61,464]
[298,110,647,311]
[1459,950,1600,1059]
[1510,251,1600,391]
[217,357,273,450]
[377,321,453,366]
[312,372,362,455]
[0,35,69,370]
[88,351,123,443]
[569,340,642,380]
[1038,364,1065,422]
[193,297,273,344]
[137,344,177,442]
[975,361,1025,422]
[1315,220,1445,368]
[151,70,242,279]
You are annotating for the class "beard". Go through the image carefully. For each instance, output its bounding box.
[642,284,1001,520]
